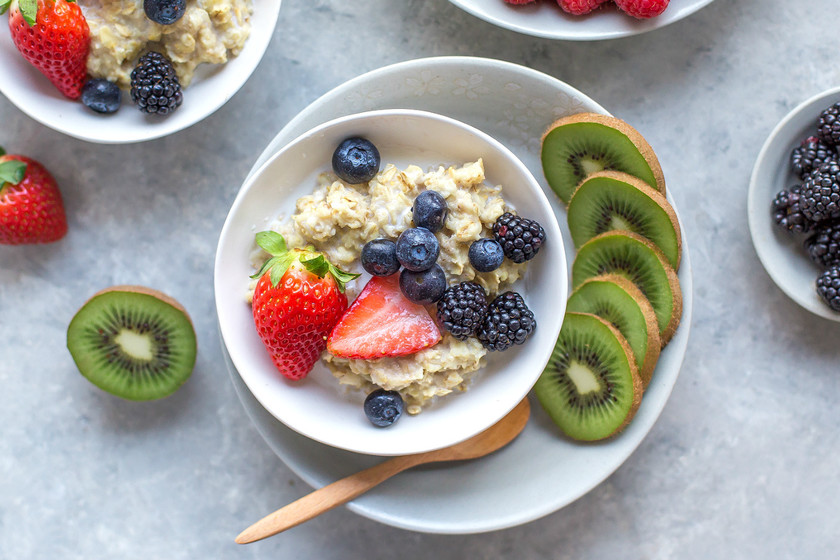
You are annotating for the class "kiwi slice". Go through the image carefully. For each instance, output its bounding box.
[572,231,682,346]
[566,274,660,387]
[535,312,643,441]
[568,171,682,270]
[67,286,197,400]
[541,113,666,204]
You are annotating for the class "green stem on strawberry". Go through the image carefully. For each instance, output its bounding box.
[251,231,360,293]
[0,160,26,190]
[0,0,10,15]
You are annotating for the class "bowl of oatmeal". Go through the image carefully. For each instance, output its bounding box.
[215,109,567,456]
[0,0,280,143]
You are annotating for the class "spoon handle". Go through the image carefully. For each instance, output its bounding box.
[235,454,421,544]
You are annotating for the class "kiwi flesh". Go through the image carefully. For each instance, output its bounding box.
[541,113,666,204]
[534,312,643,441]
[572,231,682,346]
[66,286,197,401]
[568,171,682,270]
[566,274,660,387]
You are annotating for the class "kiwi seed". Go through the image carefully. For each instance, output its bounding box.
[571,231,682,346]
[540,112,666,204]
[568,171,682,270]
[66,285,197,401]
[534,312,643,442]
[565,274,661,387]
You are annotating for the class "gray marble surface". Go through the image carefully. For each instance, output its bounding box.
[2,0,839,558]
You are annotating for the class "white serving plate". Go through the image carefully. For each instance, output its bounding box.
[215,108,567,457]
[223,56,693,533]
[448,0,714,41]
[0,0,281,144]
[748,86,840,322]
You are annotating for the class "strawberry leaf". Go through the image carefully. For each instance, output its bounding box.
[0,0,10,15]
[0,160,26,186]
[328,265,361,293]
[255,230,287,256]
[0,146,5,157]
[300,254,329,278]
[19,0,36,26]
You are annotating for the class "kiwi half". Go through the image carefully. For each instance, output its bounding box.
[541,113,666,204]
[572,231,682,346]
[568,171,682,270]
[535,312,643,441]
[566,274,660,387]
[67,286,197,401]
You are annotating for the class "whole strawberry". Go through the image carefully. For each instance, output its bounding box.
[614,0,669,18]
[251,231,359,381]
[557,0,610,16]
[1,0,90,99]
[0,147,68,245]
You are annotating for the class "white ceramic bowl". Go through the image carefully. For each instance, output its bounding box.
[748,86,840,322]
[0,0,281,144]
[215,109,567,456]
[448,0,715,41]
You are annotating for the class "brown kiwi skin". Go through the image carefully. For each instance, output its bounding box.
[581,230,682,347]
[570,170,682,271]
[87,285,194,325]
[583,274,661,388]
[574,312,643,440]
[541,112,667,197]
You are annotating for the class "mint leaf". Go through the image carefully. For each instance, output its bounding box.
[0,160,26,185]
[255,230,287,256]
[19,0,37,26]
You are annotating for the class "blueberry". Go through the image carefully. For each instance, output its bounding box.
[144,0,186,25]
[80,79,122,114]
[468,239,504,272]
[412,190,448,233]
[332,137,381,184]
[396,227,439,272]
[361,239,400,277]
[364,389,403,427]
[399,264,446,304]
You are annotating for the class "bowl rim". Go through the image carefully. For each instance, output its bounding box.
[0,0,281,144]
[748,85,840,322]
[214,107,567,456]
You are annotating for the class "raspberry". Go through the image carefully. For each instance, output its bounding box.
[791,137,836,180]
[614,0,670,18]
[557,0,609,15]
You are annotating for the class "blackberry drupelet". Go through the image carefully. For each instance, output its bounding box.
[492,212,545,263]
[806,221,840,268]
[800,160,840,223]
[772,185,815,233]
[817,103,840,148]
[436,282,488,340]
[476,291,536,351]
[130,52,183,115]
[791,136,836,179]
[816,266,840,312]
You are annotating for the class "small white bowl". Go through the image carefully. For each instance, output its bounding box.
[0,0,281,144]
[748,86,840,322]
[214,109,567,456]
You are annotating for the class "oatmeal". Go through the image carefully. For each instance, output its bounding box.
[81,0,253,88]
[250,159,527,413]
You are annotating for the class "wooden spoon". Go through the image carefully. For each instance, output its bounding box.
[236,397,531,544]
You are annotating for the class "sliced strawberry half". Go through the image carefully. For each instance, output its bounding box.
[327,274,442,360]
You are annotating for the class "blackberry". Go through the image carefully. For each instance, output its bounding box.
[817,103,840,148]
[772,185,815,233]
[791,136,836,179]
[130,52,183,115]
[800,160,840,223]
[492,212,545,264]
[476,291,536,352]
[816,266,840,312]
[805,220,840,268]
[436,282,488,340]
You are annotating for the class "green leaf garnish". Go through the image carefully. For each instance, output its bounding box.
[0,160,26,186]
[255,230,287,256]
[0,0,11,16]
[19,0,37,26]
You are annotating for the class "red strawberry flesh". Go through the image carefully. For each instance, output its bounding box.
[327,274,442,360]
